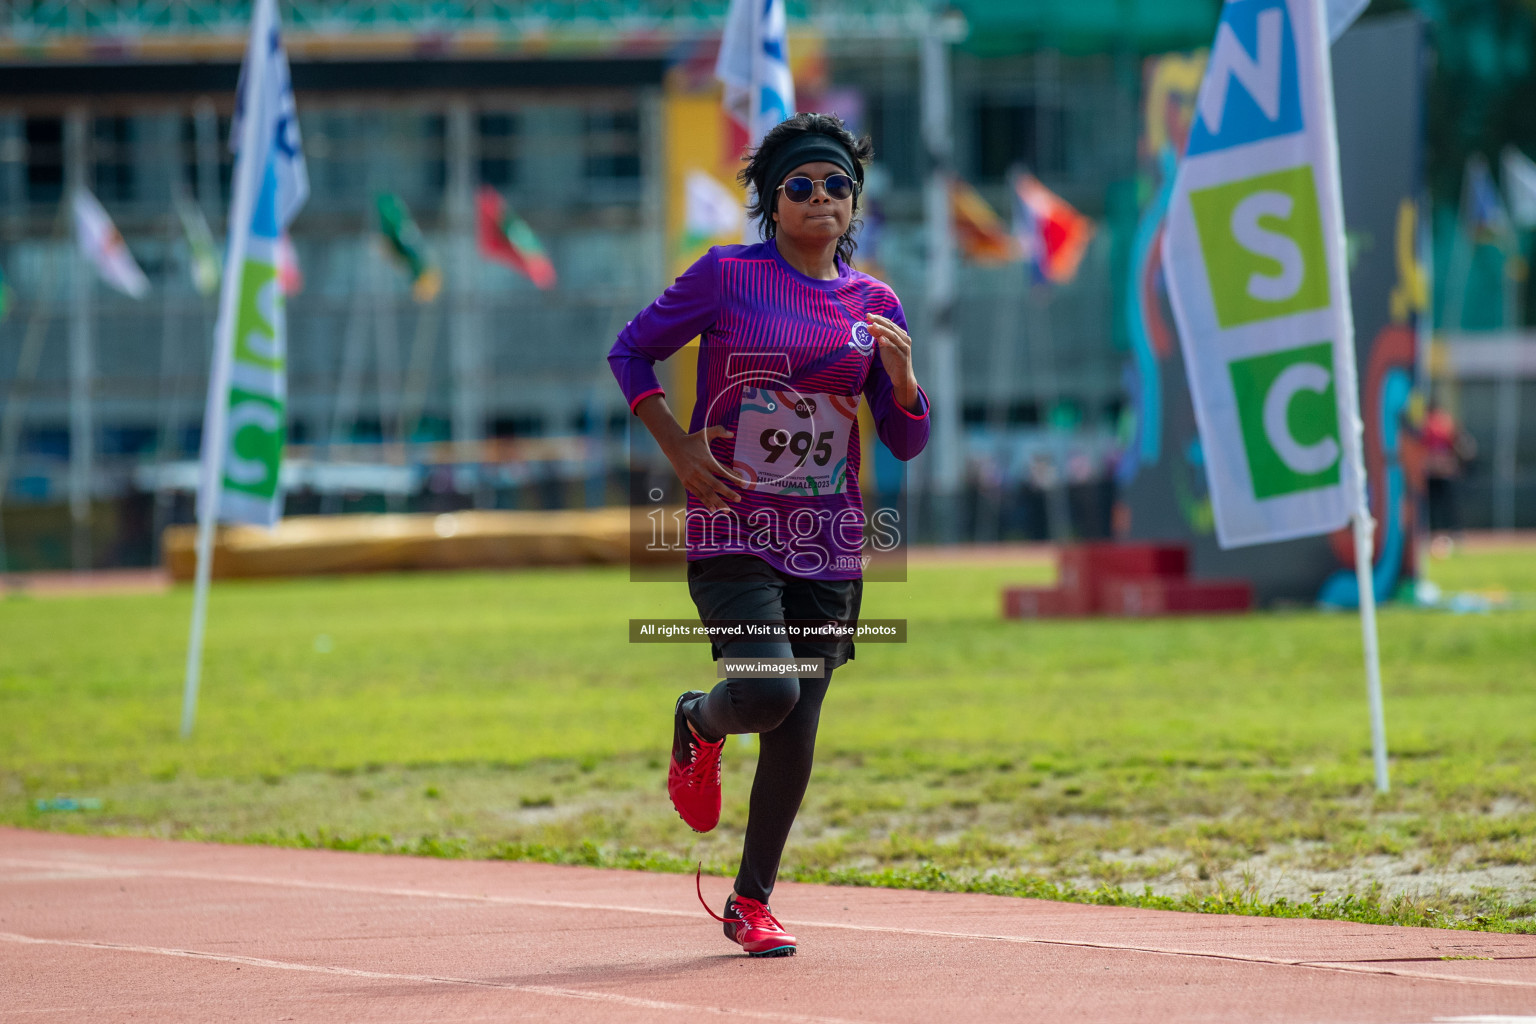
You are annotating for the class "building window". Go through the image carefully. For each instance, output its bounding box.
[180,113,233,209]
[866,92,920,188]
[582,107,640,183]
[93,116,136,201]
[24,117,63,204]
[972,99,1066,182]
[421,113,446,196]
[478,112,518,188]
[303,110,366,210]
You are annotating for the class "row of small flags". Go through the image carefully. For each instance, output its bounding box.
[376,185,558,300]
[945,144,1536,287]
[0,181,555,315]
[44,169,1106,313]
[21,145,1536,313]
[675,165,1094,286]
[1465,146,1536,241]
[950,173,1096,286]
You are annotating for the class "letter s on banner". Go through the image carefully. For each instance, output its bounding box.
[1231,191,1304,301]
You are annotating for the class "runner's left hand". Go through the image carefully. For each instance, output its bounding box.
[866,313,922,414]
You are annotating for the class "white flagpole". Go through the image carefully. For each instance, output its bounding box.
[182,0,276,739]
[1310,0,1388,792]
[921,17,962,543]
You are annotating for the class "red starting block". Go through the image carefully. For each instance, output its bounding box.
[1002,542,1253,620]
[1002,586,1081,619]
[1058,543,1188,612]
[1098,577,1253,617]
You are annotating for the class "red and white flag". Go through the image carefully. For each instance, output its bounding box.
[1012,174,1094,286]
[72,188,149,298]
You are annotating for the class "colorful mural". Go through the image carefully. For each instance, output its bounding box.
[1121,52,1208,531]
[1319,201,1430,605]
[1119,15,1427,605]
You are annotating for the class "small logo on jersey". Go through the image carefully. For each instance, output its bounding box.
[849,321,876,353]
[793,397,817,418]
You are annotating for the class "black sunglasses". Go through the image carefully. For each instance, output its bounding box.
[776,174,857,204]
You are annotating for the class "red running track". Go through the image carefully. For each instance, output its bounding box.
[4,828,1535,1023]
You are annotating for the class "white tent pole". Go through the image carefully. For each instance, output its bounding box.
[1312,0,1388,792]
[920,14,962,543]
[1494,231,1522,529]
[152,196,186,565]
[64,110,94,573]
[182,0,275,739]
[1352,501,1389,792]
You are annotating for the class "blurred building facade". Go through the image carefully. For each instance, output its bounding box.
[11,1,1525,568]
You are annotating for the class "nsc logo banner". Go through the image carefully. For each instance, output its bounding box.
[201,0,308,527]
[1162,0,1363,549]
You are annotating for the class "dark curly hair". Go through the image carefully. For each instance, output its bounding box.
[739,112,875,267]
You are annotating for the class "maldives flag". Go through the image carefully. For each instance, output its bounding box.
[1012,174,1094,286]
[477,186,556,290]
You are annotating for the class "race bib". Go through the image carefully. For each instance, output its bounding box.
[730,388,859,497]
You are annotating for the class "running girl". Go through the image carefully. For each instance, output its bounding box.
[608,112,929,957]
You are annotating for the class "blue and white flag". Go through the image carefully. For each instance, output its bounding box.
[1161,0,1364,548]
[1503,146,1536,230]
[716,0,795,145]
[1465,153,1512,242]
[198,0,308,527]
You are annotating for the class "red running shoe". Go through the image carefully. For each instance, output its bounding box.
[696,869,796,957]
[722,895,798,957]
[668,691,724,833]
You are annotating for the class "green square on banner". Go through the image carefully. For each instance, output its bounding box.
[1189,165,1331,328]
[223,389,285,499]
[1228,341,1342,499]
[233,259,282,370]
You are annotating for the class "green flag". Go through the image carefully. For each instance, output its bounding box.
[175,195,222,297]
[376,193,441,303]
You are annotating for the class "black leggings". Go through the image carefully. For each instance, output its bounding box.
[685,644,831,904]
[683,555,860,903]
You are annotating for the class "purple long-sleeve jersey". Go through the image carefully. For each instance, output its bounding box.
[608,239,930,580]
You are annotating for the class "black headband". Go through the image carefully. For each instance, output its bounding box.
[763,135,861,208]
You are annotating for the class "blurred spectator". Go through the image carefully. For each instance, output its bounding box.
[1422,401,1476,551]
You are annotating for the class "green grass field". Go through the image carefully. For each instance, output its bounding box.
[3,546,1534,932]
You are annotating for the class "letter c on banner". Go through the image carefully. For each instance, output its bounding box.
[1232,190,1304,302]
[1263,362,1340,475]
[226,400,281,486]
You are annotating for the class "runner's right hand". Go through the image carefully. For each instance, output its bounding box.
[666,425,740,511]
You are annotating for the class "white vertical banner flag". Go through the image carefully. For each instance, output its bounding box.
[716,0,795,145]
[72,188,150,299]
[182,0,307,738]
[1162,0,1360,549]
[201,0,308,527]
[1164,0,1389,793]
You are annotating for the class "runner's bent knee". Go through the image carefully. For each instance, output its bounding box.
[725,675,800,733]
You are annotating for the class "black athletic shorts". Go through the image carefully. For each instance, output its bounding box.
[686,553,863,670]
